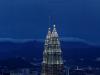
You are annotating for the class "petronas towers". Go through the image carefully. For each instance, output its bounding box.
[41,25,64,75]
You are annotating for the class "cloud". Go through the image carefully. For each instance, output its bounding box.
[96,57,100,62]
[0,37,98,46]
[60,37,98,46]
[0,38,34,43]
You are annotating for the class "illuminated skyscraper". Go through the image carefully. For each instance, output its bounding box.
[41,25,64,75]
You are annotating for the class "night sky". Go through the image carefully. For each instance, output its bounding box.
[0,0,100,44]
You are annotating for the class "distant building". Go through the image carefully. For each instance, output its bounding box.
[10,68,30,75]
[41,25,64,75]
[30,71,38,75]
[69,69,85,75]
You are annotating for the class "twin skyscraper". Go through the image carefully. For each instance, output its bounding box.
[41,25,64,75]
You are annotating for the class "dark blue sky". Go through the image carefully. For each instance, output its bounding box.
[0,0,100,44]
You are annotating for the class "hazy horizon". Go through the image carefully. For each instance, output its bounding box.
[0,0,100,44]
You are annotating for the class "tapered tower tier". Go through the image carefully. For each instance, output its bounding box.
[41,25,64,75]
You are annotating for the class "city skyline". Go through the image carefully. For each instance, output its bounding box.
[0,0,100,75]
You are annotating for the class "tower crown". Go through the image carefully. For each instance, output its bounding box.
[52,25,58,37]
[44,28,51,45]
[46,28,51,39]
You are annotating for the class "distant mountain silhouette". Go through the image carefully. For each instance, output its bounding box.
[0,38,100,67]
[0,40,43,59]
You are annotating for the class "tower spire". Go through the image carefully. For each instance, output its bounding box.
[44,27,51,49]
[46,27,51,40]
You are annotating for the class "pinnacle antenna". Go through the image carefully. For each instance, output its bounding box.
[49,16,51,28]
[53,16,56,25]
